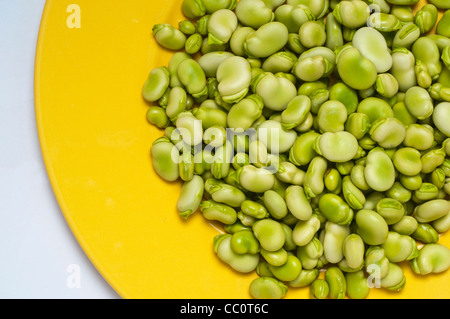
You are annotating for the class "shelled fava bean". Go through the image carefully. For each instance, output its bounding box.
[143,0,450,299]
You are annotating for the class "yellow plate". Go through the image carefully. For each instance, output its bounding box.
[35,0,449,299]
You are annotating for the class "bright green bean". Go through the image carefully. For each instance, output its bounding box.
[182,0,206,19]
[143,67,171,102]
[236,0,275,29]
[437,10,450,38]
[263,51,297,74]
[177,175,205,219]
[410,244,450,275]
[205,178,246,207]
[177,59,208,101]
[244,22,289,58]
[365,245,390,280]
[433,211,450,233]
[317,100,348,133]
[281,95,311,130]
[260,247,288,266]
[253,219,286,252]
[333,1,370,29]
[325,267,347,299]
[297,80,329,112]
[433,102,450,137]
[254,73,297,111]
[330,82,359,114]
[392,23,420,50]
[323,221,350,263]
[376,73,399,98]
[364,147,396,192]
[230,230,260,255]
[269,254,302,282]
[201,200,238,224]
[381,231,419,263]
[369,117,406,149]
[412,37,442,81]
[303,156,328,198]
[216,56,252,104]
[241,200,270,219]
[153,24,187,50]
[325,11,344,51]
[391,4,414,21]
[289,131,320,166]
[299,21,326,48]
[391,215,418,236]
[336,47,378,91]
[150,137,180,182]
[318,193,353,226]
[292,215,321,246]
[380,263,406,291]
[146,106,170,129]
[415,4,438,34]
[353,27,393,73]
[296,236,323,269]
[342,176,366,210]
[343,234,365,270]
[413,199,450,224]
[179,152,195,181]
[315,131,359,163]
[345,270,370,299]
[412,222,439,244]
[288,0,329,18]
[421,146,446,174]
[385,0,419,4]
[325,168,342,194]
[207,9,238,45]
[249,277,288,299]
[262,190,288,220]
[288,269,320,288]
[214,234,260,272]
[285,185,313,221]
[275,4,315,33]
[227,94,264,131]
[276,162,305,185]
[355,209,389,245]
[257,120,297,153]
[310,279,329,299]
[203,0,237,13]
[404,86,434,120]
[390,47,417,92]
[367,13,402,32]
[387,181,412,203]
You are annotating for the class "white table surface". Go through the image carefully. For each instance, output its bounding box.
[0,0,119,299]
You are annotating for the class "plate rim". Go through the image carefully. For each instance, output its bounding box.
[34,0,123,298]
[32,0,450,300]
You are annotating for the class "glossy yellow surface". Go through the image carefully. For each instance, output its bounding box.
[35,0,449,299]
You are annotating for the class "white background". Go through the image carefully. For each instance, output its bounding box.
[0,0,119,298]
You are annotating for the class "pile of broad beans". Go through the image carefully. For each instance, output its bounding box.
[143,0,450,299]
